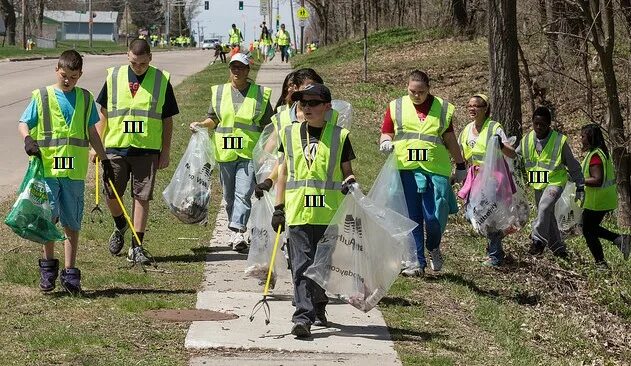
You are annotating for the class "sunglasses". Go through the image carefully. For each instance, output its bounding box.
[300,99,326,107]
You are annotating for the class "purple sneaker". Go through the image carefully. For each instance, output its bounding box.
[39,259,59,292]
[60,268,82,295]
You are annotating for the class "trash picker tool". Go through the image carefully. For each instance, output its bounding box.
[249,225,282,325]
[90,157,104,223]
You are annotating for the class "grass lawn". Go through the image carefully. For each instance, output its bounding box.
[0,40,186,59]
[292,27,631,365]
[0,61,254,365]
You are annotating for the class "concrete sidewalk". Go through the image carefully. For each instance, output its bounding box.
[186,57,402,366]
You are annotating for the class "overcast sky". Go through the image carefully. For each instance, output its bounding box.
[190,0,304,45]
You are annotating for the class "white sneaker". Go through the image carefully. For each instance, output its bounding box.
[231,232,248,252]
[429,248,443,272]
[401,264,424,277]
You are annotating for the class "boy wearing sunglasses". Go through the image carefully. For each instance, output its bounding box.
[272,84,357,338]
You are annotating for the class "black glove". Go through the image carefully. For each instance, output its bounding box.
[495,134,504,149]
[271,204,285,233]
[101,158,115,184]
[341,177,356,195]
[24,136,41,157]
[254,178,273,199]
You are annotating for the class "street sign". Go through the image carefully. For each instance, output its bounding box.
[299,19,306,27]
[297,7,309,20]
[260,0,268,16]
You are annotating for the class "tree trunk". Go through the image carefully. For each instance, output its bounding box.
[621,0,631,37]
[452,0,468,31]
[0,0,16,45]
[487,0,522,140]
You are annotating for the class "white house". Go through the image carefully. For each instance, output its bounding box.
[45,10,118,41]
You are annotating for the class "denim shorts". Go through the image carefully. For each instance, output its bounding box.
[45,177,85,232]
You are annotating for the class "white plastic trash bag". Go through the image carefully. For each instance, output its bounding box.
[555,182,583,233]
[331,100,353,130]
[304,187,417,312]
[368,153,417,267]
[505,158,530,235]
[252,123,284,184]
[162,127,215,224]
[245,192,288,284]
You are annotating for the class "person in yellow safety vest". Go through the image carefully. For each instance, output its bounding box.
[276,23,291,63]
[229,24,243,47]
[260,27,273,62]
[579,124,630,267]
[516,106,584,258]
[252,39,260,60]
[457,93,517,267]
[92,39,180,264]
[189,53,273,252]
[378,70,464,277]
[150,34,158,47]
[17,50,110,294]
[271,83,357,338]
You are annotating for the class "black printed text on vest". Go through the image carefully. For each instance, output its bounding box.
[407,148,429,162]
[528,170,549,184]
[124,120,144,133]
[222,136,243,150]
[53,156,74,170]
[304,194,325,208]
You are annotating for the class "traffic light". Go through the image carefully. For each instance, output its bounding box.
[238,1,244,10]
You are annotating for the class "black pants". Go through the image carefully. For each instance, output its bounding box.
[582,209,620,263]
[288,224,329,325]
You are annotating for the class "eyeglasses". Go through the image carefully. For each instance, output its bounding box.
[300,99,326,107]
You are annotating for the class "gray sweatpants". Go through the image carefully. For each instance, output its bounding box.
[532,185,566,253]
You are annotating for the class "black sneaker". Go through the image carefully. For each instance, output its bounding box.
[127,246,153,265]
[291,322,311,338]
[39,259,59,292]
[314,310,328,327]
[528,240,545,256]
[108,225,128,255]
[60,268,82,295]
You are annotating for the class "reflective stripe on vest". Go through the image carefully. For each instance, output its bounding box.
[105,65,169,150]
[459,119,500,166]
[277,30,289,45]
[581,148,617,211]
[283,122,347,225]
[520,130,568,189]
[211,83,272,162]
[230,29,241,44]
[391,95,453,176]
[33,86,91,179]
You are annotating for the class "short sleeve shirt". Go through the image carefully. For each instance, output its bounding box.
[19,87,100,129]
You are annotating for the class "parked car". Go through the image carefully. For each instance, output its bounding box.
[201,38,220,50]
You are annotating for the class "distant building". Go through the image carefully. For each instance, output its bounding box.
[45,10,119,41]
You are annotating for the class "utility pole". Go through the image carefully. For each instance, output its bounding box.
[165,0,170,47]
[290,0,297,53]
[88,0,93,48]
[300,0,304,54]
[125,0,129,47]
[268,0,273,31]
[363,1,367,82]
[275,0,279,31]
[21,0,26,49]
[178,5,182,36]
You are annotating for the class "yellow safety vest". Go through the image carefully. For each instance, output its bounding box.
[282,122,348,226]
[229,28,242,44]
[261,36,272,46]
[520,130,568,190]
[459,118,501,166]
[391,95,454,176]
[105,65,169,151]
[276,30,290,46]
[31,86,92,180]
[582,148,617,211]
[211,83,272,162]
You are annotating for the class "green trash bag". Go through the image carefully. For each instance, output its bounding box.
[5,158,65,244]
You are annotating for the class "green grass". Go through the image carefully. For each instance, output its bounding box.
[0,40,184,59]
[0,60,259,365]
[292,26,631,365]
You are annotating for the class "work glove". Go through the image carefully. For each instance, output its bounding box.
[575,186,585,206]
[453,163,467,184]
[341,177,357,195]
[101,158,115,185]
[494,134,505,149]
[271,204,285,233]
[379,139,394,153]
[254,178,273,199]
[24,136,41,157]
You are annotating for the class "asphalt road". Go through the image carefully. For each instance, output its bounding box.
[0,49,213,199]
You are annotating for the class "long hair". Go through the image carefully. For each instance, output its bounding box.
[581,123,609,158]
[291,68,324,87]
[275,71,295,112]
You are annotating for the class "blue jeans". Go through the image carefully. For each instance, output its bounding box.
[280,45,289,62]
[219,159,255,232]
[487,231,505,264]
[400,170,442,268]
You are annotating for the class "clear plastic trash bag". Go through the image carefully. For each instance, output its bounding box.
[252,123,283,184]
[5,158,65,243]
[162,127,215,224]
[465,137,517,237]
[304,187,417,312]
[331,100,353,130]
[504,157,530,235]
[367,153,417,267]
[555,182,583,234]
[245,192,288,284]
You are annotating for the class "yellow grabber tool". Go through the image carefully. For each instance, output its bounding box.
[106,178,158,271]
[249,225,282,325]
[90,157,104,223]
